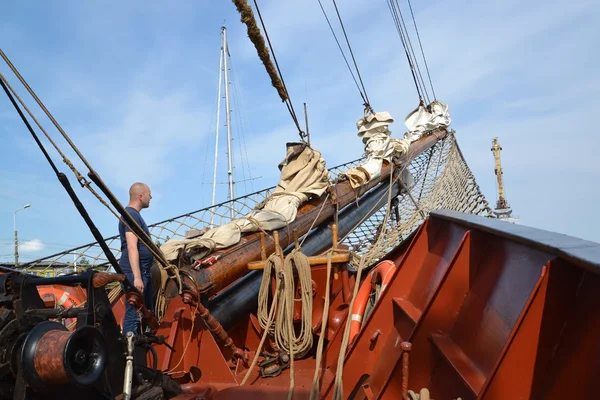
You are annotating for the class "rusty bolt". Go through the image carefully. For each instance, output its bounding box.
[370,330,381,344]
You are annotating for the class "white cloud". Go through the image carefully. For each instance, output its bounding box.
[19,239,45,253]
[79,89,211,191]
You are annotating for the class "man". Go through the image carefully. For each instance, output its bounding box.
[119,182,154,335]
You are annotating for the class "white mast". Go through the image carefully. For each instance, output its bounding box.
[211,31,225,219]
[223,26,236,218]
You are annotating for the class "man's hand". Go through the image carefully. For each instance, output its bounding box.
[134,277,144,293]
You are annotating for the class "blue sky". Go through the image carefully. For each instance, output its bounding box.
[1,0,598,263]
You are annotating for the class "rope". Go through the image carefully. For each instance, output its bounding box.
[252,0,304,139]
[299,192,330,248]
[0,51,173,268]
[231,0,305,139]
[330,0,372,112]
[317,0,369,107]
[166,303,199,374]
[257,253,284,334]
[242,253,284,385]
[251,250,312,397]
[386,0,426,102]
[275,250,313,358]
[231,0,288,102]
[407,0,437,100]
[392,0,431,103]
[155,266,170,322]
[0,51,183,315]
[332,165,396,400]
[309,250,333,399]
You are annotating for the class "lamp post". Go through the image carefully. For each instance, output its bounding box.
[14,204,31,267]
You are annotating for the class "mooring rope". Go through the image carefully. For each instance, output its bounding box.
[309,250,334,399]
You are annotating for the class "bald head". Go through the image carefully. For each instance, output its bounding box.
[128,182,152,210]
[129,182,148,198]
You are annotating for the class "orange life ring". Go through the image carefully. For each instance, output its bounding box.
[349,260,397,343]
[37,284,87,309]
[37,285,87,329]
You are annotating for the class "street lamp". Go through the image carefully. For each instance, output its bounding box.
[14,204,31,267]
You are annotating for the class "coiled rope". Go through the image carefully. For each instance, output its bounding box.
[242,253,284,385]
[275,250,313,358]
[247,249,313,399]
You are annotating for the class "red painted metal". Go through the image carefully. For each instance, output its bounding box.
[146,209,600,400]
[9,207,600,399]
[348,260,397,343]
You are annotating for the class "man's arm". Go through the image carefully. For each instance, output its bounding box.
[125,231,144,293]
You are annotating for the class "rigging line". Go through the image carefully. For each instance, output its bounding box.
[0,73,159,266]
[0,72,86,182]
[0,74,59,175]
[386,0,423,101]
[228,53,256,193]
[0,49,95,185]
[390,0,428,103]
[0,74,131,289]
[252,0,304,136]
[316,0,368,106]
[229,69,250,196]
[0,49,172,271]
[331,0,372,110]
[407,0,436,100]
[393,0,430,103]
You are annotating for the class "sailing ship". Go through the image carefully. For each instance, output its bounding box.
[0,1,597,399]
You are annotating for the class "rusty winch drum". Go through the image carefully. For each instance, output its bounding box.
[20,321,107,391]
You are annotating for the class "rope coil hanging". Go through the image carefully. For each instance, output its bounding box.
[275,250,313,358]
[256,250,313,358]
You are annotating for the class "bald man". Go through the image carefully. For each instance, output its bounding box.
[118,182,154,335]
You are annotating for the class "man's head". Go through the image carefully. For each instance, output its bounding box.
[128,182,152,210]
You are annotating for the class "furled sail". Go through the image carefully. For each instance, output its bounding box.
[160,142,330,262]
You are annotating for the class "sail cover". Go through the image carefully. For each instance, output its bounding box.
[342,101,451,189]
[161,142,330,263]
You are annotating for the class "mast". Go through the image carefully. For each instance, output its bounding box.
[211,33,225,223]
[491,137,517,221]
[491,137,506,208]
[223,26,236,217]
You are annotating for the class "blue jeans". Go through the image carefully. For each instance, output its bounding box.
[122,268,154,335]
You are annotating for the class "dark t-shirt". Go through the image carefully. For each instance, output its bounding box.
[118,207,154,272]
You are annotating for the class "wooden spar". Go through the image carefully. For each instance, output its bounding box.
[247,252,350,270]
[172,128,448,299]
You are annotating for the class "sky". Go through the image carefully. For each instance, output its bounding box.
[0,0,598,263]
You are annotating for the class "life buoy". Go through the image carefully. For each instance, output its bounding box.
[37,285,87,329]
[37,284,86,309]
[349,260,397,342]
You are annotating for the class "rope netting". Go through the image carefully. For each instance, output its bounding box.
[13,132,491,276]
[15,158,365,275]
[342,131,493,266]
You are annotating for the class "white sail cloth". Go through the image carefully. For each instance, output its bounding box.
[161,143,330,263]
[404,100,451,142]
[342,101,451,189]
